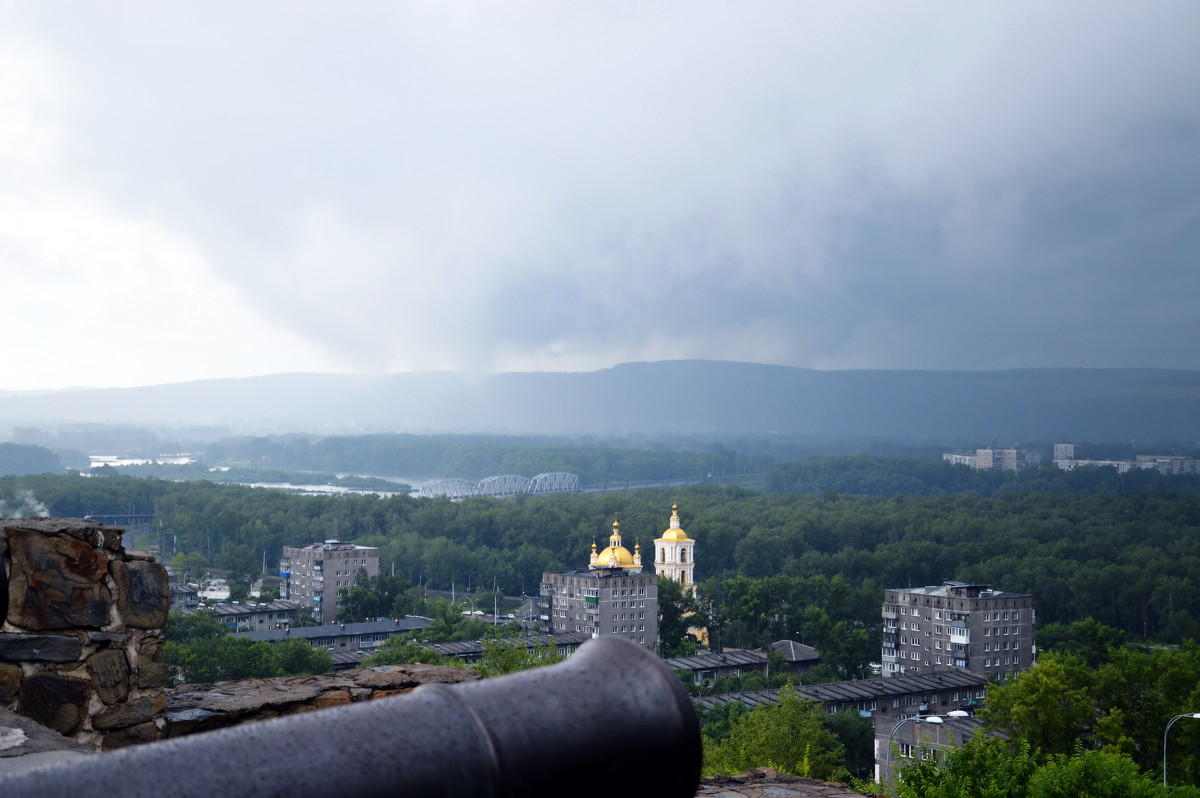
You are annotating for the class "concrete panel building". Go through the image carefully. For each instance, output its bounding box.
[882,581,1034,681]
[539,521,658,650]
[280,540,379,624]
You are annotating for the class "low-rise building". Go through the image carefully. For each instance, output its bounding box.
[694,669,989,719]
[875,712,996,786]
[768,640,822,673]
[422,631,591,664]
[235,617,430,655]
[665,649,768,686]
[169,583,200,612]
[182,600,299,630]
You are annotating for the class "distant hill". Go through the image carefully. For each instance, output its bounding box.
[1,361,1199,442]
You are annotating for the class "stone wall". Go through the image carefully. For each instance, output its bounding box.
[0,519,168,750]
[163,664,481,737]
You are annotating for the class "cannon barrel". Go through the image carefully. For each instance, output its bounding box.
[0,636,701,797]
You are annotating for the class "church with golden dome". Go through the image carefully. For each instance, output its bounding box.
[589,521,642,571]
[538,515,661,651]
[654,504,695,596]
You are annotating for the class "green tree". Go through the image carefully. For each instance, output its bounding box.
[895,730,1039,798]
[896,733,1198,798]
[703,686,847,780]
[1036,617,1128,668]
[273,638,334,675]
[473,638,562,678]
[169,551,209,582]
[658,576,700,656]
[363,639,458,667]
[982,655,1096,759]
[164,610,333,685]
[822,709,874,782]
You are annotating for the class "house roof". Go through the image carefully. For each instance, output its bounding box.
[664,649,767,672]
[769,640,821,663]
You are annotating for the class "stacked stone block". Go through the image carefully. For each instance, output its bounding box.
[0,519,169,750]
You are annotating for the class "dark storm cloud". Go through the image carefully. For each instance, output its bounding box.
[5,1,1199,387]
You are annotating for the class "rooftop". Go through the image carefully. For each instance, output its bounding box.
[694,669,988,710]
[888,580,1030,599]
[285,540,378,552]
[181,600,299,618]
[665,649,766,672]
[233,617,430,643]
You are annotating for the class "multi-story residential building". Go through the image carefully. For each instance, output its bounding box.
[974,448,1042,471]
[539,521,658,650]
[1053,443,1076,462]
[882,582,1034,681]
[280,540,379,624]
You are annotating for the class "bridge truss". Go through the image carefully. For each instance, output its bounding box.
[418,472,581,499]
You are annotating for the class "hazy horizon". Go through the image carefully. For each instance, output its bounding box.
[3,3,1198,391]
[8,357,1200,397]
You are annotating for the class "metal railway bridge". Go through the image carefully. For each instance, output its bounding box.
[417,472,581,499]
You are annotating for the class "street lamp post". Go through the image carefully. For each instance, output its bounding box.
[884,711,969,795]
[1162,712,1200,786]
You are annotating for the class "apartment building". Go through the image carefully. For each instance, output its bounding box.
[280,539,379,624]
[882,581,1034,681]
[974,448,1041,471]
[539,521,658,650]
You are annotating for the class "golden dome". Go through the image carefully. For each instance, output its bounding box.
[594,543,637,568]
[658,504,693,542]
[591,520,638,569]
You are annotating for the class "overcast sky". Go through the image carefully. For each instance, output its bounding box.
[2,2,1197,391]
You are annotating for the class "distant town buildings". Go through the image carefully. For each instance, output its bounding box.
[539,519,659,650]
[1053,443,1076,462]
[882,581,1034,681]
[1052,443,1199,474]
[281,540,380,624]
[946,443,1199,475]
[941,448,1042,471]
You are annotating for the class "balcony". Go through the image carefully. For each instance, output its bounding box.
[882,609,897,619]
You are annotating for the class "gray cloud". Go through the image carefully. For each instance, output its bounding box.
[5,1,1199,387]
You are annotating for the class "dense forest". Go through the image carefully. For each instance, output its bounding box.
[4,456,1200,653]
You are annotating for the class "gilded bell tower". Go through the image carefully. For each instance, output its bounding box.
[653,504,695,596]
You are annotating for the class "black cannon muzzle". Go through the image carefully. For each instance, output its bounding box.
[0,635,701,797]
